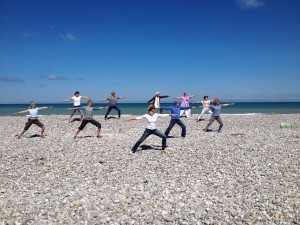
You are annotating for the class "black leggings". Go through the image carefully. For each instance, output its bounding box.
[78,119,101,130]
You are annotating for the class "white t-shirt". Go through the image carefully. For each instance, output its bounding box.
[28,108,39,119]
[72,96,82,106]
[202,100,211,109]
[136,113,169,130]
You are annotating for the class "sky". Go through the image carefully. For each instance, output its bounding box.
[1,0,300,103]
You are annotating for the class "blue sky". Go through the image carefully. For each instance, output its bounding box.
[1,0,300,103]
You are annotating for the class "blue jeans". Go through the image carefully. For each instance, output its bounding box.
[165,119,186,137]
[132,129,167,152]
[105,105,121,119]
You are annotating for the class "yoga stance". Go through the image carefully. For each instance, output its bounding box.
[100,91,126,120]
[68,99,106,139]
[194,96,212,122]
[14,102,53,139]
[159,101,193,138]
[128,105,174,153]
[147,91,169,113]
[173,92,198,118]
[61,91,90,122]
[203,99,235,133]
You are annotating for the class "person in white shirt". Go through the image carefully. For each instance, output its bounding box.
[128,105,174,153]
[61,91,90,123]
[194,96,212,122]
[14,101,53,139]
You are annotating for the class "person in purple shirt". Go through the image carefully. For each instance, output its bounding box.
[173,92,198,118]
[203,99,235,133]
[159,100,193,138]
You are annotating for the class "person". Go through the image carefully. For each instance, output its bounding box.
[61,91,90,123]
[147,91,169,113]
[68,99,107,139]
[159,100,193,138]
[194,96,212,122]
[173,92,198,118]
[128,105,174,153]
[14,102,53,139]
[203,99,235,133]
[100,91,126,120]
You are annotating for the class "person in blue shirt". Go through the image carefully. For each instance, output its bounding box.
[203,99,234,133]
[159,100,193,138]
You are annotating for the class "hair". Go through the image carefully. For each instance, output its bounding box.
[74,91,80,95]
[111,91,116,95]
[87,99,92,104]
[148,104,155,112]
[204,96,208,99]
[29,101,35,109]
[213,98,220,105]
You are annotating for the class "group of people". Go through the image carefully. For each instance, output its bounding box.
[14,91,234,153]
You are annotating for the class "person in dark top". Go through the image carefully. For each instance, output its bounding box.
[100,91,126,120]
[147,91,169,113]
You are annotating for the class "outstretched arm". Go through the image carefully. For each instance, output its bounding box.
[147,96,155,103]
[173,97,182,99]
[193,100,202,104]
[189,94,198,99]
[223,103,235,107]
[99,98,109,102]
[67,106,84,110]
[118,96,126,99]
[94,106,108,110]
[38,106,53,111]
[14,109,29,115]
[159,95,169,99]
[61,97,73,103]
[81,96,91,99]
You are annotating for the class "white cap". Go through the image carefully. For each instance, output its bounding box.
[155,91,160,95]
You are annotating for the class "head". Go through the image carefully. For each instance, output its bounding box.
[87,99,93,106]
[74,91,80,96]
[213,98,220,105]
[155,91,160,96]
[148,104,156,115]
[111,91,116,96]
[204,96,208,100]
[184,92,188,96]
[174,100,180,107]
[29,101,36,109]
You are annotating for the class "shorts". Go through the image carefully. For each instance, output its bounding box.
[24,119,44,130]
[78,119,101,130]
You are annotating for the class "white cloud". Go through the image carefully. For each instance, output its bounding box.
[60,33,77,41]
[236,0,265,9]
[48,75,67,80]
[0,76,24,83]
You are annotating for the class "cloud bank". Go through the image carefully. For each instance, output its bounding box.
[60,33,77,41]
[48,75,68,80]
[0,76,24,83]
[236,0,265,9]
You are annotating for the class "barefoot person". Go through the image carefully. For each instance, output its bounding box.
[203,99,235,133]
[128,105,174,153]
[173,92,198,118]
[68,99,106,139]
[14,102,53,139]
[194,96,212,122]
[61,91,90,122]
[147,91,169,113]
[159,100,194,138]
[100,91,126,120]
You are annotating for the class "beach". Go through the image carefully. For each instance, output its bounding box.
[0,114,299,224]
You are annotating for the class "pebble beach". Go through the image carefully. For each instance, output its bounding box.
[0,114,299,224]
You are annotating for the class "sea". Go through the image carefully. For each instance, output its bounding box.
[1,102,300,116]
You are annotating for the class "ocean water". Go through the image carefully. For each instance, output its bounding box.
[1,102,300,116]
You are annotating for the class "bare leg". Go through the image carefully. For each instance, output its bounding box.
[17,130,26,139]
[97,128,101,138]
[69,115,73,123]
[40,126,45,138]
[80,115,83,121]
[74,129,80,139]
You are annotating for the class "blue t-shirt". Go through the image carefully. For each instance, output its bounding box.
[211,104,223,117]
[160,106,192,119]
